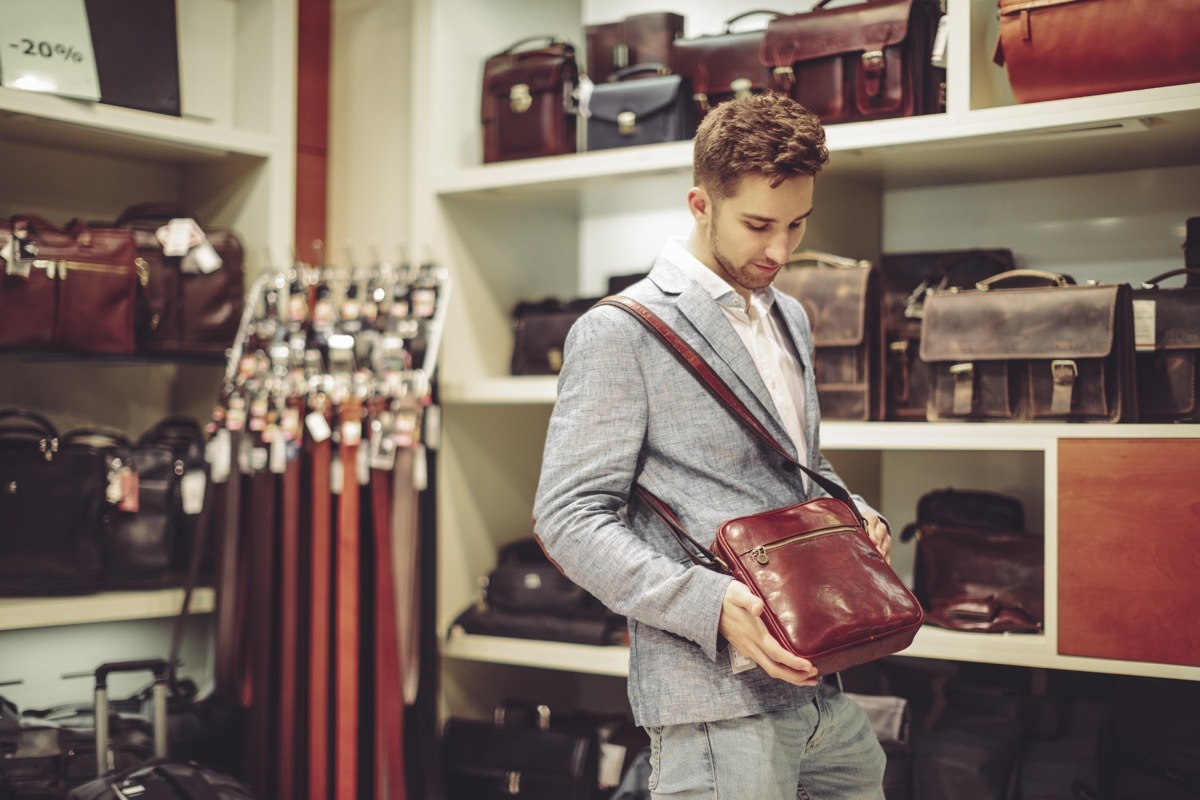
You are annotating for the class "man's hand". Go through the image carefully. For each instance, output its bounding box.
[718,581,819,686]
[864,513,891,564]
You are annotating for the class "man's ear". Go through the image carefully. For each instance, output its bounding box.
[687,187,712,228]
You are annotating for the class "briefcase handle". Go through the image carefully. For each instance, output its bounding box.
[789,249,871,270]
[0,408,58,445]
[724,10,782,32]
[976,269,1074,291]
[496,36,568,56]
[1140,268,1200,289]
[610,63,671,81]
[116,201,204,228]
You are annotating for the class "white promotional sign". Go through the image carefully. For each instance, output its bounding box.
[0,0,100,101]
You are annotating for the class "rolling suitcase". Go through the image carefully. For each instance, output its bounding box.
[65,660,256,800]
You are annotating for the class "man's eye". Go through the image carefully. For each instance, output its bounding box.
[746,223,768,232]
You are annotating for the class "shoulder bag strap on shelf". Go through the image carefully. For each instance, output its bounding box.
[595,295,868,526]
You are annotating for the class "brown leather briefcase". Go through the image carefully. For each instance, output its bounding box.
[880,249,1015,421]
[1131,269,1200,423]
[585,12,684,85]
[920,270,1138,423]
[482,37,579,164]
[761,0,945,124]
[670,11,777,122]
[994,0,1200,104]
[774,251,884,421]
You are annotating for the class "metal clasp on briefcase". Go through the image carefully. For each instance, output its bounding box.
[509,83,532,113]
[617,110,637,136]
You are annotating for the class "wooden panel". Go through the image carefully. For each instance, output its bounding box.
[1059,439,1200,667]
[295,0,331,259]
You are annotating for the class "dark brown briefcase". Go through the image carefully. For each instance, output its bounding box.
[761,0,945,124]
[1131,269,1200,423]
[880,249,1015,421]
[920,270,1138,423]
[586,65,695,151]
[511,297,598,375]
[774,251,884,421]
[994,0,1200,104]
[114,203,245,357]
[482,37,579,164]
[670,11,777,122]
[585,12,684,85]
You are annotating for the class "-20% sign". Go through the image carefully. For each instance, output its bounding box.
[10,39,86,63]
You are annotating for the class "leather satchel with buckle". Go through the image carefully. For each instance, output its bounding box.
[586,63,695,152]
[670,11,778,123]
[761,0,945,124]
[481,36,579,164]
[919,269,1138,422]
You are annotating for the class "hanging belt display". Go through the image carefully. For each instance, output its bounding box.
[205,252,448,800]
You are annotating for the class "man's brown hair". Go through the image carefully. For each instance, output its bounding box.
[693,93,829,200]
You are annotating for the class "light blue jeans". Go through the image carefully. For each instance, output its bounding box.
[646,681,886,799]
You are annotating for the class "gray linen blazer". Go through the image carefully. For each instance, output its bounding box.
[533,249,880,728]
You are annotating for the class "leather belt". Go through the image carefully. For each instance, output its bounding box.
[372,463,407,798]
[278,428,303,799]
[308,403,334,800]
[335,397,363,800]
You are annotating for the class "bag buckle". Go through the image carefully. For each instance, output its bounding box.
[861,50,885,77]
[1050,359,1078,415]
[617,110,637,136]
[730,77,753,100]
[950,362,975,415]
[693,91,710,112]
[509,83,532,114]
[503,771,521,795]
[772,65,795,90]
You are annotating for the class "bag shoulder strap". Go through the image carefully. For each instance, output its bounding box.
[595,296,860,514]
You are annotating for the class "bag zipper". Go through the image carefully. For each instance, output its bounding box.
[34,258,149,286]
[745,525,859,565]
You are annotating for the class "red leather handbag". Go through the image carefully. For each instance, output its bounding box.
[481,37,579,164]
[670,11,778,122]
[995,0,1200,104]
[0,215,144,355]
[761,0,945,124]
[601,297,924,676]
[585,11,684,85]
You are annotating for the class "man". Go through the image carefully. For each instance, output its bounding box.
[533,93,891,799]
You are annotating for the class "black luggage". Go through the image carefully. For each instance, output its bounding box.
[64,660,255,800]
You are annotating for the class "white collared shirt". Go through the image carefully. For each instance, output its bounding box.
[662,240,809,467]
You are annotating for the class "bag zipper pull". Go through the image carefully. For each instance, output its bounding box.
[750,545,769,565]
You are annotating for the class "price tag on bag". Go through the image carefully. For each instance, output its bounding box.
[0,0,100,101]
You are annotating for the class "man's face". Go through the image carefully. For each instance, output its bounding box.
[690,173,815,297]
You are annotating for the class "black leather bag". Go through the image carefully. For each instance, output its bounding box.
[0,410,108,595]
[136,416,212,577]
[442,705,602,800]
[511,296,599,375]
[587,65,695,151]
[1131,268,1200,422]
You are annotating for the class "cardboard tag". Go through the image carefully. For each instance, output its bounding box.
[598,742,627,789]
[930,15,949,69]
[0,0,100,101]
[1132,299,1157,351]
[730,646,758,674]
[190,240,223,274]
[181,470,206,515]
[207,429,231,484]
[330,456,343,495]
[306,411,332,443]
[118,469,139,513]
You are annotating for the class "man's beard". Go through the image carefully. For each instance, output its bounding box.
[709,225,779,294]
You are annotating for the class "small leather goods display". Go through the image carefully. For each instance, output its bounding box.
[1131,269,1200,423]
[585,12,684,85]
[442,703,602,800]
[0,216,145,355]
[880,249,1015,421]
[481,37,580,164]
[900,487,1043,634]
[773,251,884,421]
[994,0,1200,105]
[113,203,245,357]
[586,65,696,151]
[670,11,777,121]
[601,297,924,677]
[0,410,108,595]
[761,0,945,124]
[919,270,1138,423]
[452,537,626,647]
[511,296,598,375]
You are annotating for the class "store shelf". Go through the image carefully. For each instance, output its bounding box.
[444,626,1200,683]
[432,83,1200,197]
[0,587,215,632]
[0,86,276,163]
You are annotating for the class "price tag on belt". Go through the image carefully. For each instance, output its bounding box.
[0,0,100,101]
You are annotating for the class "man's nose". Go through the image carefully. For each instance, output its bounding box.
[764,231,792,265]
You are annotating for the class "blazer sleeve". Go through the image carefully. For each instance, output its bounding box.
[533,307,732,661]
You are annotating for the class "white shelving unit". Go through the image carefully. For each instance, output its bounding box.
[406,0,1200,720]
[0,0,296,709]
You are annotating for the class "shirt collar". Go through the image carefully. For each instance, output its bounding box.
[661,238,777,313]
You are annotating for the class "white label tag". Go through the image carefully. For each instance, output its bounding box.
[930,15,949,68]
[207,429,231,484]
[159,219,202,257]
[181,470,207,515]
[598,742,627,789]
[423,405,440,450]
[306,412,332,443]
[730,646,758,674]
[190,240,223,274]
[0,0,101,101]
[1132,299,1157,351]
[413,444,428,491]
[269,435,288,474]
[357,441,371,486]
[330,456,343,495]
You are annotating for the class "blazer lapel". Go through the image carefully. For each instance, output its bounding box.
[650,261,799,459]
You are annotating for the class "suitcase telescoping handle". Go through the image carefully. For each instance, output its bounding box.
[93,658,171,776]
